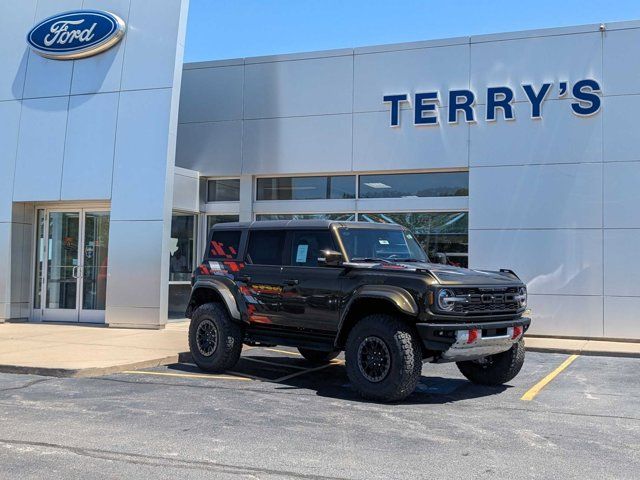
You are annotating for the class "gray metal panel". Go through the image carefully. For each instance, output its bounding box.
[605,296,640,339]
[105,220,165,308]
[244,55,353,118]
[354,44,469,112]
[111,88,173,221]
[70,0,132,95]
[0,0,37,101]
[176,121,243,175]
[604,229,640,297]
[173,171,200,212]
[604,162,640,228]
[353,109,469,171]
[243,115,352,175]
[0,224,10,305]
[528,294,603,337]
[470,163,603,229]
[0,101,21,222]
[603,95,640,162]
[120,0,185,91]
[179,66,244,123]
[22,0,83,99]
[470,229,603,296]
[13,97,69,202]
[469,101,602,166]
[61,93,119,200]
[603,27,640,96]
[470,32,602,104]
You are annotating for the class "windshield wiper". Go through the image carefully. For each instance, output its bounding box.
[350,257,394,264]
[394,258,423,262]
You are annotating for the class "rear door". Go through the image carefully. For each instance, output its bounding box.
[241,229,287,326]
[280,229,344,332]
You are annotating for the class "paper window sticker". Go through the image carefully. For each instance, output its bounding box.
[296,244,309,263]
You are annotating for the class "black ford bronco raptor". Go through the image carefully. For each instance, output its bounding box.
[186,220,530,402]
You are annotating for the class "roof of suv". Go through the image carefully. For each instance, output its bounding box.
[211,220,405,230]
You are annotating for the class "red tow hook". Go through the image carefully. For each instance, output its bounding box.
[512,326,523,340]
[466,328,479,344]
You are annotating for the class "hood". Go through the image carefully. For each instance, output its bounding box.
[360,261,521,286]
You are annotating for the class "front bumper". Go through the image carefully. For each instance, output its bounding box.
[415,317,531,363]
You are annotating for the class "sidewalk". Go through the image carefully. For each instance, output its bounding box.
[0,321,189,377]
[525,336,640,358]
[0,323,638,378]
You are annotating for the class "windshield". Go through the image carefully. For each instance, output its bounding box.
[337,227,428,263]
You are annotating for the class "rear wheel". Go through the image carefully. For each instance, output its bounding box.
[456,340,525,385]
[297,348,340,365]
[189,303,243,373]
[345,314,422,402]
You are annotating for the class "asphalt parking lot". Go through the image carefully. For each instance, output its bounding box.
[0,347,638,479]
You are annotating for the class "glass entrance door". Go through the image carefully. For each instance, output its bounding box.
[34,208,110,323]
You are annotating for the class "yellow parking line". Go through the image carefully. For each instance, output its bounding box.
[274,360,345,383]
[264,348,302,357]
[121,370,252,381]
[520,354,579,401]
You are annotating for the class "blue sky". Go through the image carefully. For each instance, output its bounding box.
[184,0,640,62]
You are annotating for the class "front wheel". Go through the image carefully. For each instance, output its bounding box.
[297,348,340,365]
[188,303,243,373]
[456,340,525,386]
[345,314,422,402]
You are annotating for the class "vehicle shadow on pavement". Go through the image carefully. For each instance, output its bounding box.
[166,358,509,405]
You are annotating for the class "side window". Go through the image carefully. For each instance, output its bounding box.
[209,230,241,259]
[290,230,336,267]
[246,230,287,265]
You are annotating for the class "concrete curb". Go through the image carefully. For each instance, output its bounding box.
[525,346,640,358]
[0,353,189,378]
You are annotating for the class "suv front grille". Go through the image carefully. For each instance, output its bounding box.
[446,287,521,316]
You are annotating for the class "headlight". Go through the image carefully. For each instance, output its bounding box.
[437,289,456,312]
[516,287,527,308]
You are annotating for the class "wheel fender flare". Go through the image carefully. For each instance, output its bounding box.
[335,285,419,347]
[189,279,242,321]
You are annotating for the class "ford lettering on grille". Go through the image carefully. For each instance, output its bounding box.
[27,10,126,60]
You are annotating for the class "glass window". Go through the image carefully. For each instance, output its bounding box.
[246,230,287,265]
[359,212,469,268]
[290,230,337,267]
[170,215,197,282]
[207,179,240,202]
[256,176,355,200]
[208,230,242,259]
[338,227,427,263]
[207,214,240,233]
[359,172,468,199]
[256,213,355,221]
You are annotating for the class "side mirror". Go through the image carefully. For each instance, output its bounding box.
[318,249,343,267]
[433,252,448,265]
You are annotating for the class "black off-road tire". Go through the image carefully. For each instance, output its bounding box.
[456,340,525,386]
[188,303,243,373]
[345,314,422,402]
[297,348,340,365]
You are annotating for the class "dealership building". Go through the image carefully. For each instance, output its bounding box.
[1,1,639,339]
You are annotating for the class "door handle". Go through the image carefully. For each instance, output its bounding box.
[283,279,299,286]
[72,266,79,279]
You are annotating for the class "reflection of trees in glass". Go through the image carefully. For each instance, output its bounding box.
[256,213,356,221]
[359,172,469,198]
[359,212,468,268]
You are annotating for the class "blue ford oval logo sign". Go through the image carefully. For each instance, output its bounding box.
[27,10,126,60]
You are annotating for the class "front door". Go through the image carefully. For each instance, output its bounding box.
[279,229,344,332]
[33,208,110,323]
